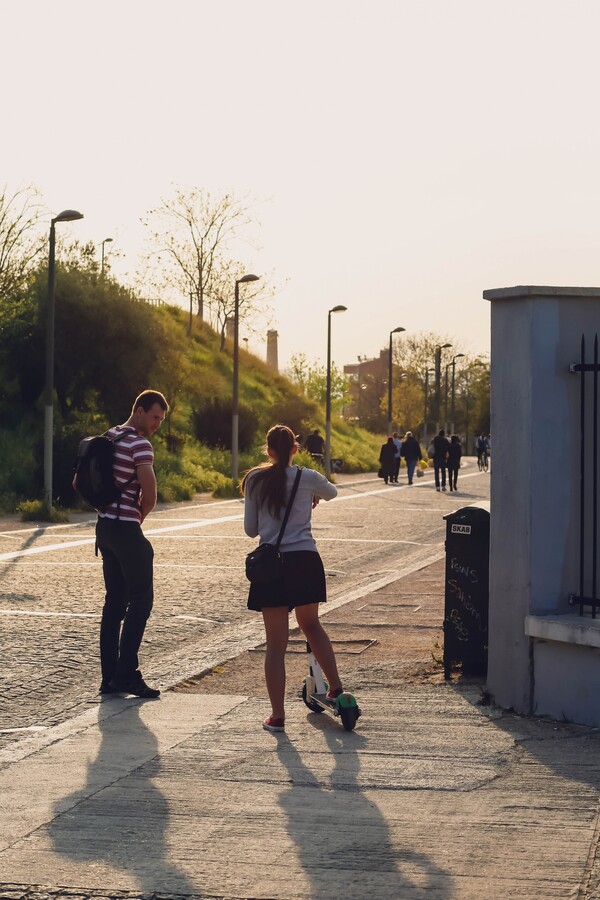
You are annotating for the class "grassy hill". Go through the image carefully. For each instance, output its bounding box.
[0,282,383,512]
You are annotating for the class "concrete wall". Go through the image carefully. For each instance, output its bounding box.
[484,286,600,724]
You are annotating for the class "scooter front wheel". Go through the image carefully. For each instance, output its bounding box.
[340,706,359,731]
[302,683,324,713]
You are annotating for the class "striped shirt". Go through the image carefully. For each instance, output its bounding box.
[98,425,154,523]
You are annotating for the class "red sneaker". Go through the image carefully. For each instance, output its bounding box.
[326,687,343,700]
[262,716,285,732]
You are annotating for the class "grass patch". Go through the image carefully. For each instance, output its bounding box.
[18,500,70,523]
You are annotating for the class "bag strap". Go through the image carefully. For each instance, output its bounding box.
[274,467,302,551]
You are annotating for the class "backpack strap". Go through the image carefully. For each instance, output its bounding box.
[103,427,140,519]
[274,467,302,551]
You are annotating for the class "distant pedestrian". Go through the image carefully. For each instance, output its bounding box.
[400,431,422,484]
[379,436,396,485]
[475,433,490,468]
[305,429,325,459]
[95,389,169,699]
[432,429,450,491]
[391,432,402,483]
[242,424,343,732]
[447,434,462,491]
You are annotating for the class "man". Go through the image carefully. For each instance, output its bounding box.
[400,431,422,484]
[391,431,402,483]
[96,389,168,698]
[305,428,325,458]
[432,429,450,492]
[476,433,490,468]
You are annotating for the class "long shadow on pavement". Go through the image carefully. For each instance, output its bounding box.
[48,701,197,895]
[275,713,453,899]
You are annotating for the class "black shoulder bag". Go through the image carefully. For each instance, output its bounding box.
[245,467,302,584]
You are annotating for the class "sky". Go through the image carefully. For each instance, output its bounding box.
[4,0,600,372]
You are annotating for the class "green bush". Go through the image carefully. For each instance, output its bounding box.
[18,500,70,523]
[191,397,257,451]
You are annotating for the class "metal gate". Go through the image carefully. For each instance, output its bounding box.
[569,334,599,617]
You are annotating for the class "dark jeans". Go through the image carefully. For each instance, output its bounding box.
[448,463,459,490]
[434,460,446,488]
[96,517,154,682]
[393,457,401,481]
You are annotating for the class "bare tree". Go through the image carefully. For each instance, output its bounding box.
[141,187,258,320]
[208,257,276,350]
[0,184,46,303]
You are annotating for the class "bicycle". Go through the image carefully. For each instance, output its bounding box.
[477,450,489,472]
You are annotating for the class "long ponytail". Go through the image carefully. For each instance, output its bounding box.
[241,424,296,516]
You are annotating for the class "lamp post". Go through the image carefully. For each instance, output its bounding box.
[44,209,84,509]
[450,353,465,433]
[434,343,452,432]
[325,305,347,476]
[100,237,113,276]
[387,326,405,435]
[464,360,486,454]
[423,367,435,445]
[232,273,260,481]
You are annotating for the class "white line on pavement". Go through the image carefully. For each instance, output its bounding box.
[0,470,484,562]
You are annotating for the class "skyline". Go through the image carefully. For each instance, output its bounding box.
[4,1,600,371]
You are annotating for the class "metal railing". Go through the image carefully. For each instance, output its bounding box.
[569,334,599,617]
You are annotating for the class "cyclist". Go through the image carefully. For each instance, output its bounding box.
[476,433,490,471]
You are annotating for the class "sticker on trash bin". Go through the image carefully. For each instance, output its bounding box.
[451,524,471,534]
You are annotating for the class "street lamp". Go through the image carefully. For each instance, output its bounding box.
[44,209,84,509]
[450,353,465,433]
[423,367,435,445]
[100,237,113,276]
[232,273,260,481]
[325,305,347,475]
[387,326,405,435]
[434,343,452,432]
[464,359,486,454]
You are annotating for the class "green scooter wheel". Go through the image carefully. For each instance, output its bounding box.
[340,706,359,731]
[336,692,360,731]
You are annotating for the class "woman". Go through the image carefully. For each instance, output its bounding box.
[242,424,343,732]
[378,435,396,485]
[447,434,462,492]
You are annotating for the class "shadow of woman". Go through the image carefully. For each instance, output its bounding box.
[274,714,453,899]
[48,701,198,895]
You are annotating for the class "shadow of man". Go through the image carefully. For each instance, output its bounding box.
[274,714,453,899]
[48,701,197,895]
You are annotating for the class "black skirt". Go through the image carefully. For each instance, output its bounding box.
[247,550,327,612]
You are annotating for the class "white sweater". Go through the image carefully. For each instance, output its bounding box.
[243,465,337,552]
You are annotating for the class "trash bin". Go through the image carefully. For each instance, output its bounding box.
[443,502,490,679]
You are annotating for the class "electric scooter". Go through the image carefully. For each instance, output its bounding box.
[301,642,362,731]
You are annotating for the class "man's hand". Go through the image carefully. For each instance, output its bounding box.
[312,496,320,509]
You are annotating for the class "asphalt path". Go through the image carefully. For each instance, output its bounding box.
[0,462,490,751]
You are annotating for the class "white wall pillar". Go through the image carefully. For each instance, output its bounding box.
[483,286,600,716]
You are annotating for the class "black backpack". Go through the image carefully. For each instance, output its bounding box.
[74,430,136,511]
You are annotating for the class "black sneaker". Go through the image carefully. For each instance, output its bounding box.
[109,674,160,699]
[99,679,117,695]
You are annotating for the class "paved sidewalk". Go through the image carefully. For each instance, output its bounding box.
[1,556,599,899]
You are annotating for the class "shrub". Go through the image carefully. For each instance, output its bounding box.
[18,500,70,523]
[191,398,257,451]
